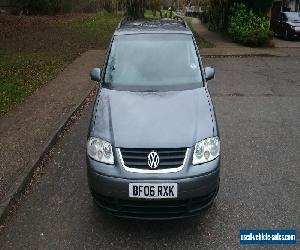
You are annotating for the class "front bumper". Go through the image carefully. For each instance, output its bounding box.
[89,170,219,220]
[87,154,220,219]
[290,29,300,37]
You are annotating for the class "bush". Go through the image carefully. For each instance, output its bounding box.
[201,0,230,31]
[228,3,272,46]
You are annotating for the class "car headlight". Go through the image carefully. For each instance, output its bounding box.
[87,137,114,165]
[192,137,220,165]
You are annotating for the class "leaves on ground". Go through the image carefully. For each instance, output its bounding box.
[0,13,121,114]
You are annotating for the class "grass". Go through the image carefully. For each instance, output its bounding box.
[185,18,215,49]
[0,53,64,112]
[0,13,121,114]
[144,9,174,19]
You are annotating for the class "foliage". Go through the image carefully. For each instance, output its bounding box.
[149,0,163,17]
[242,0,274,14]
[11,0,168,19]
[200,0,231,31]
[211,0,229,31]
[125,0,146,19]
[228,3,272,46]
[201,0,274,32]
[12,0,65,15]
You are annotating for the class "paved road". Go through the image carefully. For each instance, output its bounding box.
[0,57,299,249]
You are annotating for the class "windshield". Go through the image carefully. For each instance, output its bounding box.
[285,12,300,21]
[104,34,203,91]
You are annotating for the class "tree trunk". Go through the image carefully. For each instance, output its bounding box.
[296,0,300,11]
[126,0,146,19]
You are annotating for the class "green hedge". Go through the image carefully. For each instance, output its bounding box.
[228,3,272,46]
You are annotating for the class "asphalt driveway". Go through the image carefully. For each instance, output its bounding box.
[0,56,299,249]
[273,37,300,48]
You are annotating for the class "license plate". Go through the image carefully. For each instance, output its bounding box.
[129,183,178,199]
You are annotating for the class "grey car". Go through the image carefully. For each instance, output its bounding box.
[87,18,220,219]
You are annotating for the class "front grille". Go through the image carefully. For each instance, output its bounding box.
[92,189,218,219]
[119,148,187,170]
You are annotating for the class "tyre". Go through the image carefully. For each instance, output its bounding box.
[284,30,290,40]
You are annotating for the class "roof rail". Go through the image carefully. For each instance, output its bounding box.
[173,15,188,28]
[118,15,188,30]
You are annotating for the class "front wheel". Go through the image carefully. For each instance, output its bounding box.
[284,30,290,40]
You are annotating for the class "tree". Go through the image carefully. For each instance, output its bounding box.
[125,0,147,19]
[168,0,177,18]
[242,0,273,14]
[295,0,300,11]
[150,0,162,17]
[12,0,66,15]
[201,0,231,31]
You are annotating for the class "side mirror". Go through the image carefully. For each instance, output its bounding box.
[90,68,101,82]
[205,67,215,81]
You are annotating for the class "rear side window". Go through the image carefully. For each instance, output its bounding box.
[104,34,203,91]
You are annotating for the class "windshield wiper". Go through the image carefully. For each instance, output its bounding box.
[141,89,159,92]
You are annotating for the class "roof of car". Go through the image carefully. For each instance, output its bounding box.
[114,18,192,36]
[282,11,300,14]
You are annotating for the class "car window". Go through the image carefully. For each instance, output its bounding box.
[104,34,203,91]
[285,12,300,21]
